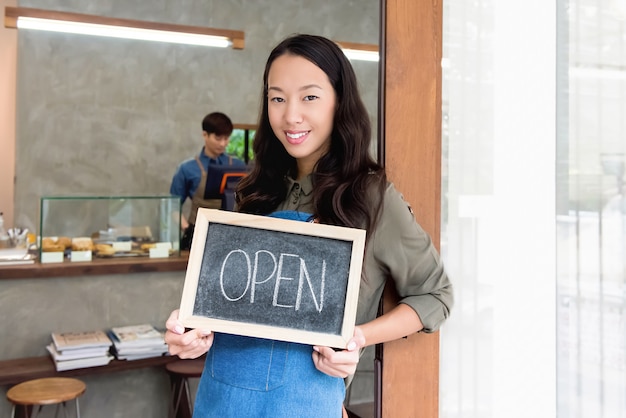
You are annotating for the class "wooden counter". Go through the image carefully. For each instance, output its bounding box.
[0,355,180,387]
[0,252,189,280]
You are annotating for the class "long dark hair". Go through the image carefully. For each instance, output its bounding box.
[236,34,386,232]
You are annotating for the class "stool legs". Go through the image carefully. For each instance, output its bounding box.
[165,358,204,418]
[11,405,38,418]
[168,374,193,418]
[75,397,81,418]
[10,399,80,418]
[11,405,33,418]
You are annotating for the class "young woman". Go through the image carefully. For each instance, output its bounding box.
[165,34,453,417]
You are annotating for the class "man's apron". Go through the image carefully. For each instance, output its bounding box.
[188,155,231,225]
[181,156,233,250]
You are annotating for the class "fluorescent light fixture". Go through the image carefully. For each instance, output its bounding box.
[4,6,245,49]
[335,41,379,62]
[16,17,232,47]
[342,49,380,62]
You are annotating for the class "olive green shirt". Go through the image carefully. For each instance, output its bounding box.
[275,176,453,333]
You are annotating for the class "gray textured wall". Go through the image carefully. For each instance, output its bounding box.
[3,1,379,416]
[0,271,184,417]
[13,0,380,233]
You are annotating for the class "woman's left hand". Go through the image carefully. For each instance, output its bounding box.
[312,326,366,378]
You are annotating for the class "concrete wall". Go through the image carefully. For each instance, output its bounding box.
[2,1,379,416]
[0,271,184,417]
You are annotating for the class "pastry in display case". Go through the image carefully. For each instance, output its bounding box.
[39,196,181,262]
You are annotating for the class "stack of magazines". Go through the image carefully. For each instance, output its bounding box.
[108,324,169,360]
[47,330,114,371]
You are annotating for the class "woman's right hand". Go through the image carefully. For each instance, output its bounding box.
[164,309,214,359]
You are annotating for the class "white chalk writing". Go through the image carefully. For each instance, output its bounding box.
[219,249,326,312]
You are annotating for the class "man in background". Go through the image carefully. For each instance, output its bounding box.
[170,112,246,250]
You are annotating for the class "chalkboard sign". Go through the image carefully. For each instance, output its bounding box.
[178,208,366,348]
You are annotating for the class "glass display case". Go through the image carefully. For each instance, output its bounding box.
[39,195,181,261]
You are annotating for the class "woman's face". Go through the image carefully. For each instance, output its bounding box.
[267,53,336,179]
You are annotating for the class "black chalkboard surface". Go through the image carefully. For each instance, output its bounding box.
[178,208,366,348]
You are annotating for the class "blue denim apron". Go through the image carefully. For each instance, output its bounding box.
[192,210,345,418]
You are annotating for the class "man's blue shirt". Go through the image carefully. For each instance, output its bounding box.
[170,147,246,204]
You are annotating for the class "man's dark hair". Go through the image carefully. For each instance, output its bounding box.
[202,112,233,137]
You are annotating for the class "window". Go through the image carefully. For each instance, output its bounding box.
[440,1,625,416]
[227,128,255,164]
[556,1,626,416]
[440,1,556,415]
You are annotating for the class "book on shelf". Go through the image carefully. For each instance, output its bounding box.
[51,329,112,352]
[109,324,166,348]
[47,343,110,361]
[113,351,170,361]
[50,351,114,372]
[111,344,169,355]
[108,323,169,360]
[47,329,114,371]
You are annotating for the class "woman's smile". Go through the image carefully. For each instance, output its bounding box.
[285,130,310,145]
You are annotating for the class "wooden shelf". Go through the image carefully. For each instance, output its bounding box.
[0,252,189,280]
[0,355,180,386]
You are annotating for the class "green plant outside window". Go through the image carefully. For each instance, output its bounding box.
[226,129,255,163]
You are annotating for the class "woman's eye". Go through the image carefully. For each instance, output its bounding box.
[270,97,284,103]
[303,95,318,101]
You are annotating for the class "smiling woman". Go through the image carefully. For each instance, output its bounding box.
[167,30,452,418]
[267,54,337,179]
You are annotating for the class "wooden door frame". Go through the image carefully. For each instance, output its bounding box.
[377,0,443,417]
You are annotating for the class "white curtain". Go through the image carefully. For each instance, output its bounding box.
[440,1,626,417]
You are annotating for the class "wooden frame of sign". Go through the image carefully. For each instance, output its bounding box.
[178,208,366,348]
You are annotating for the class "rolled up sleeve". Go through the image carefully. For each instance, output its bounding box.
[372,184,453,333]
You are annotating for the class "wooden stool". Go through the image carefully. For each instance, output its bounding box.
[165,357,205,418]
[6,377,86,418]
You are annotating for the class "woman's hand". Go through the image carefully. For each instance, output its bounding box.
[312,326,366,378]
[164,309,214,359]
